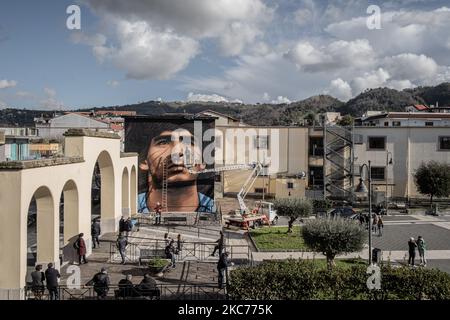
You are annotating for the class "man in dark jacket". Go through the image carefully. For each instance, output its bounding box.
[136,274,160,299]
[88,267,110,299]
[119,216,126,235]
[44,263,60,300]
[125,217,133,238]
[217,252,230,289]
[116,234,128,264]
[408,237,418,266]
[211,231,224,256]
[74,233,88,264]
[91,218,101,249]
[31,264,45,300]
[117,274,135,299]
[165,240,176,268]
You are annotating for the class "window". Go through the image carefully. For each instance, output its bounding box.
[384,122,389,127]
[287,182,294,189]
[255,188,267,194]
[308,166,324,189]
[439,136,450,150]
[371,167,385,180]
[368,136,386,150]
[253,135,269,149]
[309,137,324,156]
[425,122,434,127]
[392,121,401,127]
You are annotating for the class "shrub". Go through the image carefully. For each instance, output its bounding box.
[273,198,313,233]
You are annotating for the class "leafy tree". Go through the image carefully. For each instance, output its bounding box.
[414,161,450,205]
[273,198,313,233]
[303,112,316,126]
[302,218,367,269]
[336,114,354,126]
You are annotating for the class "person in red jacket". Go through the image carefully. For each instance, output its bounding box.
[74,233,88,264]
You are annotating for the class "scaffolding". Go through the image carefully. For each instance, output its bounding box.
[323,123,355,202]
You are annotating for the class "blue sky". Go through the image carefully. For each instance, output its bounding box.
[1,0,450,110]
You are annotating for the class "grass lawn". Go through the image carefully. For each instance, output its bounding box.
[250,226,308,251]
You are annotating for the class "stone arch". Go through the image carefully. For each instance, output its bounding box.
[59,180,79,264]
[130,165,137,216]
[28,186,58,267]
[95,150,115,231]
[121,167,130,217]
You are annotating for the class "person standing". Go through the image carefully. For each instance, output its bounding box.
[125,217,133,238]
[408,237,417,266]
[44,263,60,300]
[164,233,171,247]
[211,231,224,256]
[176,234,183,255]
[119,216,126,235]
[91,218,101,249]
[154,202,162,225]
[74,233,88,264]
[165,239,176,268]
[88,267,110,300]
[417,236,427,266]
[116,234,128,265]
[377,216,384,236]
[217,252,230,289]
[30,265,45,300]
[372,214,379,234]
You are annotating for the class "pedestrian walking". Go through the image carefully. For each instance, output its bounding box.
[154,202,162,225]
[119,216,126,235]
[30,264,45,300]
[91,218,101,249]
[165,239,176,268]
[372,214,379,234]
[44,263,60,300]
[408,237,417,266]
[211,231,224,256]
[176,234,183,255]
[377,216,384,236]
[116,233,128,264]
[74,233,88,264]
[217,252,230,289]
[417,235,427,266]
[87,267,110,300]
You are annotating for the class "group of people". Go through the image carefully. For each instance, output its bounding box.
[85,268,159,300]
[408,236,427,267]
[358,213,384,236]
[163,233,183,268]
[30,263,61,300]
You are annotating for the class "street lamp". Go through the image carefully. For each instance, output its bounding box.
[355,160,372,265]
[385,152,393,215]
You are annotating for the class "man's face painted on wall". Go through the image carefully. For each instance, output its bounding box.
[140,129,204,186]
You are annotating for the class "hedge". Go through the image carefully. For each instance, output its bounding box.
[227,259,450,300]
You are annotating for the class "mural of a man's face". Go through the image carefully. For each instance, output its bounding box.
[139,129,204,186]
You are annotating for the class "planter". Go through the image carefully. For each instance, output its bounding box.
[148,258,171,276]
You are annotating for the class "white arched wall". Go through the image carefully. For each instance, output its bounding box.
[0,131,137,293]
[130,165,137,216]
[121,167,130,217]
[61,180,79,263]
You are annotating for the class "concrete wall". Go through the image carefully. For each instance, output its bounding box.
[354,127,450,198]
[0,132,137,291]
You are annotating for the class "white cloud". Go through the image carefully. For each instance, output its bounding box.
[107,80,120,87]
[351,68,391,94]
[93,19,200,80]
[15,91,34,98]
[262,92,270,101]
[84,0,273,57]
[40,87,64,110]
[326,78,353,101]
[383,53,438,81]
[272,96,291,104]
[187,92,229,103]
[0,79,17,89]
[285,39,376,72]
[293,8,313,27]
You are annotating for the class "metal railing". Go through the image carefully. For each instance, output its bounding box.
[109,237,253,265]
[23,284,228,300]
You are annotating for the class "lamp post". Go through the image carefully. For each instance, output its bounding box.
[356,160,372,265]
[385,152,393,215]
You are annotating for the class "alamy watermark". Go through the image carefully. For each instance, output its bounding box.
[66,5,81,30]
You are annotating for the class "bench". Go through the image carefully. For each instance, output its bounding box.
[138,248,167,266]
[163,216,188,225]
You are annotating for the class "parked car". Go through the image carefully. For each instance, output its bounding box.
[328,207,358,220]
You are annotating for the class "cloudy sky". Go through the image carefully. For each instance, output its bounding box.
[1,0,450,109]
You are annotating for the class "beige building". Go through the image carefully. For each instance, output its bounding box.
[354,112,450,199]
[214,125,309,199]
[0,129,137,296]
